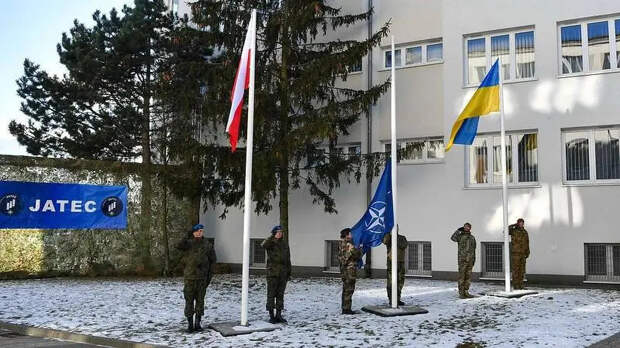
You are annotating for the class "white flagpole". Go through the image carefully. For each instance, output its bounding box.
[390,36,398,309]
[498,59,511,293]
[240,9,257,326]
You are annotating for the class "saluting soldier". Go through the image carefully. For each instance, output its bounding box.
[451,222,476,299]
[383,226,408,305]
[509,218,530,290]
[262,225,291,323]
[176,224,217,333]
[339,228,362,314]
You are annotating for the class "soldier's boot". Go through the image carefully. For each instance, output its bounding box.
[398,299,405,306]
[275,309,287,323]
[458,289,467,299]
[186,316,194,333]
[268,309,277,324]
[342,309,355,315]
[464,291,474,299]
[194,315,203,332]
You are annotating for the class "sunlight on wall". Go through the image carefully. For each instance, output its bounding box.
[483,183,584,235]
[552,75,602,112]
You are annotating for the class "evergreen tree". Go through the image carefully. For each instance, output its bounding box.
[10,0,199,272]
[187,0,391,243]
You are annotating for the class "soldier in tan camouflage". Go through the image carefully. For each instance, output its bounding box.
[383,227,408,305]
[451,222,476,299]
[339,228,362,314]
[509,218,530,290]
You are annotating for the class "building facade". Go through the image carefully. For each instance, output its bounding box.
[178,0,620,285]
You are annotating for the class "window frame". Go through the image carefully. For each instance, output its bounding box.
[464,28,536,86]
[481,242,504,279]
[383,137,445,165]
[465,131,540,187]
[250,238,267,269]
[324,240,341,272]
[584,243,620,283]
[558,16,620,76]
[383,41,443,69]
[562,126,620,185]
[406,241,432,277]
[305,143,361,168]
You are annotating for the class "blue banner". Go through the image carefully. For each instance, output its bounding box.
[0,181,127,229]
[351,162,394,266]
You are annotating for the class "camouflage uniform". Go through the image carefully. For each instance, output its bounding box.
[383,232,408,304]
[339,238,362,312]
[262,236,292,312]
[509,224,530,290]
[176,236,217,318]
[451,228,476,297]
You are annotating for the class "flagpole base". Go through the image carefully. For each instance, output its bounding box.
[484,290,538,299]
[208,321,280,337]
[361,305,428,317]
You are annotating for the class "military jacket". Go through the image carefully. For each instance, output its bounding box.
[339,239,362,273]
[383,232,408,264]
[451,228,476,264]
[262,236,292,278]
[509,224,530,256]
[176,237,217,280]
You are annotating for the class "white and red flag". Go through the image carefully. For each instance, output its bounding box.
[226,16,254,152]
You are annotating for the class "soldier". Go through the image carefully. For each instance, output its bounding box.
[509,218,530,290]
[383,226,407,306]
[176,224,217,333]
[451,222,476,299]
[262,225,291,324]
[339,228,362,314]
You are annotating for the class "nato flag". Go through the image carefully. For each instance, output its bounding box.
[351,162,394,266]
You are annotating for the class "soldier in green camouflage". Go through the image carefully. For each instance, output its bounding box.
[339,228,362,314]
[176,224,217,333]
[262,225,291,324]
[451,222,476,299]
[509,218,530,290]
[383,227,408,305]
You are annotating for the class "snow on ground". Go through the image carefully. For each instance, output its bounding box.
[0,275,618,347]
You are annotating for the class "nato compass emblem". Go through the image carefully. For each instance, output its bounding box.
[0,194,20,216]
[101,196,123,217]
[365,201,387,234]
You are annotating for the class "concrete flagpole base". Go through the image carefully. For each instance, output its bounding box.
[361,305,428,317]
[485,289,538,298]
[208,321,280,337]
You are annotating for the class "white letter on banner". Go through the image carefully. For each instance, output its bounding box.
[71,200,82,212]
[84,201,96,213]
[42,200,55,212]
[29,199,40,212]
[57,200,69,212]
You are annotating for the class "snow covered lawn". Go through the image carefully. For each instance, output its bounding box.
[0,275,618,347]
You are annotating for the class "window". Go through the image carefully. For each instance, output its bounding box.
[585,244,620,282]
[325,240,340,272]
[384,41,443,68]
[407,242,432,276]
[348,59,362,73]
[384,138,445,164]
[559,17,620,75]
[305,143,360,168]
[250,239,267,268]
[563,127,620,183]
[467,132,538,186]
[481,242,504,279]
[465,29,535,85]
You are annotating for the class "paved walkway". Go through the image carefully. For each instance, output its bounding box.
[0,327,106,347]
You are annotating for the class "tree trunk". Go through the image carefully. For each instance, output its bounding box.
[279,9,290,246]
[140,53,153,274]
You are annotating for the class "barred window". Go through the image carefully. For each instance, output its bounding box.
[406,242,432,276]
[325,240,340,272]
[250,239,266,267]
[585,244,620,282]
[481,242,504,279]
[563,127,620,183]
[468,132,538,186]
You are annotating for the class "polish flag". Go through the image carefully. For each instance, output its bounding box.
[226,20,254,152]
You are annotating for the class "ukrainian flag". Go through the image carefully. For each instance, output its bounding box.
[446,59,500,151]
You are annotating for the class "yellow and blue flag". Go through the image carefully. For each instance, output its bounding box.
[446,59,500,151]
